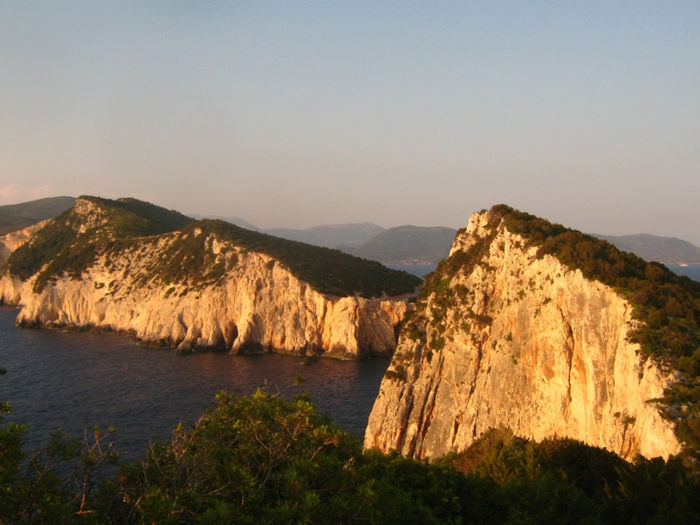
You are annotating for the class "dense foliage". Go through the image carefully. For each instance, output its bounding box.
[1,385,699,523]
[439,428,700,524]
[5,197,420,298]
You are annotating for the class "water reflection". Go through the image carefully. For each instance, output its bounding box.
[0,308,389,461]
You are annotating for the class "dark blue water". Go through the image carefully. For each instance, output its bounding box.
[666,263,700,282]
[389,264,436,278]
[0,307,389,461]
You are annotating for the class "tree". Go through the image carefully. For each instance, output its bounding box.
[115,388,362,523]
[0,367,117,523]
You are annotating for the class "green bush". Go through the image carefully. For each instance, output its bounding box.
[2,380,700,523]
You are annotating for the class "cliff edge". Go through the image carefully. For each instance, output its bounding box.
[366,205,700,460]
[0,196,420,358]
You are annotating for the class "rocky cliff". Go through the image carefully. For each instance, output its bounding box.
[0,197,420,358]
[0,220,49,267]
[366,206,699,460]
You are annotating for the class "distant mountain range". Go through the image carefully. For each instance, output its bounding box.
[262,223,456,267]
[2,197,699,267]
[267,223,384,249]
[0,196,76,235]
[265,224,700,269]
[344,226,457,266]
[220,217,262,232]
[594,234,700,264]
[191,216,455,265]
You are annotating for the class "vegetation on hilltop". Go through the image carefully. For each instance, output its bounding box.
[5,197,420,298]
[105,197,194,233]
[6,196,194,292]
[149,220,421,297]
[1,386,698,523]
[402,204,700,458]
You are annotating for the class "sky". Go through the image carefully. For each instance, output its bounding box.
[0,1,698,243]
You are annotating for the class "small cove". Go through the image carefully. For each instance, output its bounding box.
[0,307,389,462]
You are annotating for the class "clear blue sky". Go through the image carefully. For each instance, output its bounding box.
[1,1,698,243]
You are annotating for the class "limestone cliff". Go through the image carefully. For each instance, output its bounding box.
[365,206,699,460]
[0,196,419,359]
[0,220,49,267]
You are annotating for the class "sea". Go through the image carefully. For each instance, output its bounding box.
[665,263,700,282]
[0,307,389,462]
[390,264,436,277]
[1,263,696,464]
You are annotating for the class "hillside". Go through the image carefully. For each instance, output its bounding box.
[266,222,384,249]
[5,196,419,298]
[0,196,75,235]
[348,225,457,265]
[1,196,419,357]
[366,205,700,461]
[596,233,700,264]
[5,196,194,291]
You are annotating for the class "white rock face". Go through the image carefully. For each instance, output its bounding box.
[0,218,408,359]
[0,220,50,267]
[365,209,681,460]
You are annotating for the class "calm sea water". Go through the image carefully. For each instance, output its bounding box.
[665,263,700,282]
[0,308,389,461]
[389,264,436,277]
[1,263,694,463]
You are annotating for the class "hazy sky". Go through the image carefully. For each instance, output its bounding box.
[1,1,698,243]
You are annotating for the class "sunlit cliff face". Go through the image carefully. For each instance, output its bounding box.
[0,239,407,359]
[365,209,681,461]
[0,197,413,359]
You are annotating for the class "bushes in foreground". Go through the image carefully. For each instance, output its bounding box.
[2,387,700,523]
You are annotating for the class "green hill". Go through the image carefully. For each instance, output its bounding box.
[6,196,194,288]
[6,196,420,298]
[266,222,385,249]
[170,220,420,297]
[0,196,76,235]
[595,233,700,264]
[348,225,457,265]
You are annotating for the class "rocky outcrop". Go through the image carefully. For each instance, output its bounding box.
[365,208,682,460]
[0,220,49,267]
[0,198,413,359]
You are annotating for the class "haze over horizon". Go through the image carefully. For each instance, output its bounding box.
[1,2,698,243]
